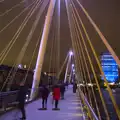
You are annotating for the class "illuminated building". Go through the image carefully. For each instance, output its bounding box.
[101,52,119,82]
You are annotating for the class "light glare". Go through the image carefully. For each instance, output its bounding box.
[69,51,73,56]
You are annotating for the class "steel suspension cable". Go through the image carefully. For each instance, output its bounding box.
[0,0,42,91]
[56,0,60,79]
[1,0,44,91]
[69,5,93,119]
[68,1,88,100]
[72,12,93,110]
[7,0,48,90]
[75,0,120,68]
[0,0,25,17]
[0,0,42,63]
[71,1,110,119]
[0,0,5,3]
[0,0,36,34]
[74,35,92,107]
[54,15,58,83]
[0,0,39,60]
[72,0,120,118]
[57,54,69,79]
[52,5,59,84]
[71,4,101,119]
[48,26,55,85]
[71,14,88,103]
[23,29,43,84]
[49,16,57,84]
[0,0,39,59]
[65,0,87,118]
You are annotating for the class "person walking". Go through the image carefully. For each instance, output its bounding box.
[65,81,69,89]
[73,82,77,93]
[41,85,49,110]
[60,84,65,99]
[17,83,28,120]
[52,84,60,110]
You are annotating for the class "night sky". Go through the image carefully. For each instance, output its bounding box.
[0,0,120,72]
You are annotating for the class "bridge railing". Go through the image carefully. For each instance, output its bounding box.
[0,85,53,114]
[0,87,40,113]
[0,90,18,111]
[77,87,99,120]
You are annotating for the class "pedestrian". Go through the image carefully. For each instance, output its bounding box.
[73,82,77,93]
[60,84,65,99]
[17,83,28,120]
[52,84,60,110]
[65,81,69,89]
[41,85,49,110]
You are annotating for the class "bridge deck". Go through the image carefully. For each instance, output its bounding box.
[0,86,84,120]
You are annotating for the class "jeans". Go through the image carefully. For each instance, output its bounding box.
[55,100,59,108]
[42,98,47,108]
[18,102,26,119]
[61,92,64,99]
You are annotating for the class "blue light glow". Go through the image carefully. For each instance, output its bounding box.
[101,52,119,82]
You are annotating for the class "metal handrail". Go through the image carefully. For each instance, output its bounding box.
[0,87,41,113]
[78,87,99,120]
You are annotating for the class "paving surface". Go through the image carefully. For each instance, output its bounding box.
[0,86,84,120]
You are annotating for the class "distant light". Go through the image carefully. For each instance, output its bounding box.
[44,72,47,75]
[24,65,27,69]
[88,83,93,86]
[18,64,22,69]
[69,51,73,56]
[72,64,74,67]
[25,99,28,102]
[26,94,28,97]
[78,84,84,86]
[109,82,115,85]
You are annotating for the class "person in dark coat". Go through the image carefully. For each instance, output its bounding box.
[73,83,77,93]
[60,84,65,99]
[41,85,49,109]
[65,81,69,89]
[17,83,28,120]
[52,85,60,110]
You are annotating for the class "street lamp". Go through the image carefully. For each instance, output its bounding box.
[72,64,74,67]
[69,51,73,56]
[18,64,22,69]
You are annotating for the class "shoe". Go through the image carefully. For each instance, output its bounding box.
[38,108,47,110]
[20,117,26,120]
[52,108,60,110]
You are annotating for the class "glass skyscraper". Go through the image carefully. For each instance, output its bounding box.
[101,52,119,82]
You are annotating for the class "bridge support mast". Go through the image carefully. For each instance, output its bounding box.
[30,0,56,100]
[64,51,72,83]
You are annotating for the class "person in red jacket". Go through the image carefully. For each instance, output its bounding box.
[52,85,60,110]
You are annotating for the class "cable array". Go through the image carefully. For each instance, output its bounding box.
[0,0,48,91]
[0,0,25,17]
